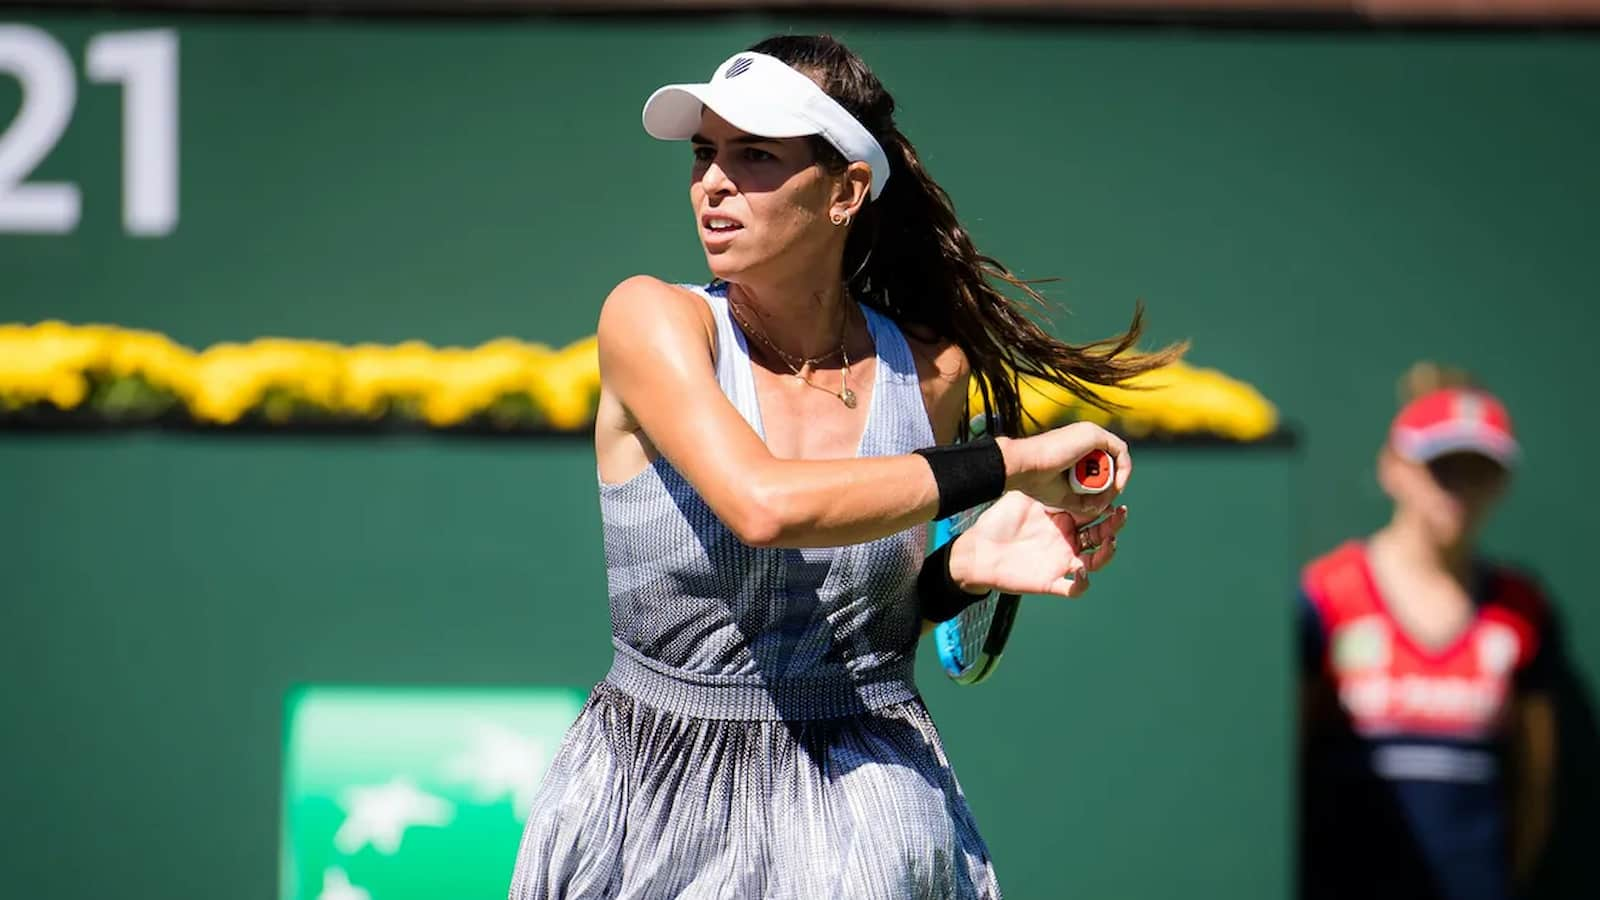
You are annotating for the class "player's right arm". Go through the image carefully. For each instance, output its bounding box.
[594,276,1127,549]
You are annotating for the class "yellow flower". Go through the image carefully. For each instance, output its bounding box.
[186,338,343,424]
[0,321,106,409]
[103,327,197,395]
[343,341,445,419]
[419,342,544,427]
[531,337,601,430]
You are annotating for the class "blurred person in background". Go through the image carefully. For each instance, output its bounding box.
[506,34,1182,900]
[1298,363,1558,900]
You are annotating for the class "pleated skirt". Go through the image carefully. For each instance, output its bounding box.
[508,680,1000,900]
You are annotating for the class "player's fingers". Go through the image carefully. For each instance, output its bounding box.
[1105,434,1132,494]
[1065,569,1092,598]
[1045,577,1077,598]
[1075,505,1128,550]
[1045,555,1088,598]
[1082,535,1119,573]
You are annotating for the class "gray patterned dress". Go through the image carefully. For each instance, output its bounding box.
[508,282,1000,899]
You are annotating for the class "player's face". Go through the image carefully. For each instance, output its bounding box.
[1381,449,1509,546]
[688,112,841,284]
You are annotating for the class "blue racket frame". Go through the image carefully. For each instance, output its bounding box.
[929,498,1021,686]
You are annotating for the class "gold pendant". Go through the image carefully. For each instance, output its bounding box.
[840,388,857,409]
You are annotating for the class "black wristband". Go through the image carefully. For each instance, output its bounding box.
[913,436,1006,521]
[918,540,992,623]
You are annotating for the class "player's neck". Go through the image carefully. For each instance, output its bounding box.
[1372,519,1475,588]
[725,271,856,364]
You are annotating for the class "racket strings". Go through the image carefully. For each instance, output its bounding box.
[932,412,1017,685]
[957,602,995,665]
[947,500,997,669]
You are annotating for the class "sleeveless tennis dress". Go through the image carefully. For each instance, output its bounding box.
[508,282,1000,899]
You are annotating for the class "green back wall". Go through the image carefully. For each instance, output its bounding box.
[3,12,1596,899]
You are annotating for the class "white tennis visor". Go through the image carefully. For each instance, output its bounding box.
[642,52,891,200]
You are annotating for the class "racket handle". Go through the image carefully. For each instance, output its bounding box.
[1068,449,1115,495]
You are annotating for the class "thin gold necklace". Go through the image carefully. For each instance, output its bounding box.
[728,298,857,409]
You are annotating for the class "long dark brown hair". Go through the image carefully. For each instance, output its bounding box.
[748,34,1187,438]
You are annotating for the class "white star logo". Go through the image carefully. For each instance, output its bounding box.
[443,721,551,820]
[317,867,371,900]
[333,777,455,855]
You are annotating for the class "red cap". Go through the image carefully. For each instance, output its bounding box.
[1390,387,1519,467]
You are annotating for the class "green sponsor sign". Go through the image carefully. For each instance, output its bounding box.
[280,686,587,900]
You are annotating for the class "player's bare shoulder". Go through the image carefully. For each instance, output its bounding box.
[901,329,971,445]
[598,275,717,357]
[596,276,717,438]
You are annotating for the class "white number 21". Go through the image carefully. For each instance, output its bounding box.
[0,25,178,236]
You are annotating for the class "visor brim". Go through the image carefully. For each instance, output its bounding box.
[1395,432,1520,468]
[643,83,822,142]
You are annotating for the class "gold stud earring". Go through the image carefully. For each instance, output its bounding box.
[830,212,850,227]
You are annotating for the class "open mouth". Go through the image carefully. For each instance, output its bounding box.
[702,215,744,235]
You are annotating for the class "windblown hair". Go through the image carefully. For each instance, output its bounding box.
[749,34,1187,438]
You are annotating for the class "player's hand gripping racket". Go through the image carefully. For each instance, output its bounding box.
[931,418,1115,685]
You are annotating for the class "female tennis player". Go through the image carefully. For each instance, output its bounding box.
[509,35,1182,899]
[1298,363,1558,900]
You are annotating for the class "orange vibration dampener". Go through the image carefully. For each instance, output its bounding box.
[1069,449,1115,495]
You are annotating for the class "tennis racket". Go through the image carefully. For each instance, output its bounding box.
[931,416,1115,685]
